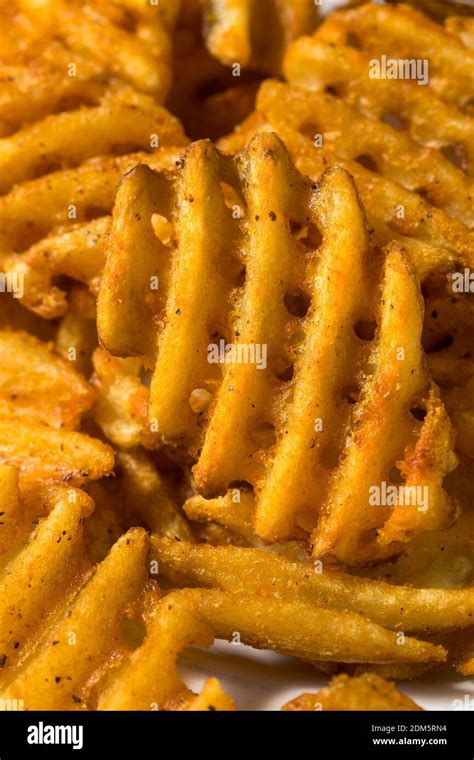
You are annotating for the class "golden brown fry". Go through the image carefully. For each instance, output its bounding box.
[55,286,98,377]
[15,218,109,319]
[0,416,114,485]
[202,0,319,74]
[152,537,474,633]
[116,449,194,541]
[3,528,149,709]
[97,163,174,365]
[0,487,93,676]
[0,329,94,428]
[98,590,214,710]
[284,14,474,177]
[14,0,179,99]
[100,134,457,563]
[282,673,422,711]
[193,588,445,665]
[91,348,150,449]
[176,677,236,711]
[0,87,185,195]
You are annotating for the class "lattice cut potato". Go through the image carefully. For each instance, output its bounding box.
[0,471,231,710]
[282,673,422,711]
[99,132,457,564]
[202,0,319,74]
[2,0,179,99]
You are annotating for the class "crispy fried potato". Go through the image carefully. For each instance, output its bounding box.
[91,348,150,449]
[0,416,114,485]
[115,449,194,541]
[193,588,445,665]
[282,673,422,711]
[152,537,474,633]
[100,133,457,563]
[55,286,98,377]
[13,0,179,99]
[0,87,186,195]
[0,486,93,675]
[3,528,149,709]
[173,677,236,711]
[0,329,94,428]
[202,0,319,74]
[98,590,214,710]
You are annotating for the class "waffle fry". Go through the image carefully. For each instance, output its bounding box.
[314,4,473,109]
[0,481,232,710]
[282,673,422,711]
[202,0,319,74]
[0,35,188,320]
[100,133,457,562]
[284,7,474,176]
[219,79,474,396]
[152,537,474,634]
[0,325,113,484]
[0,328,94,427]
[55,286,98,376]
[0,86,186,196]
[2,145,186,319]
[220,81,474,279]
[193,588,445,665]
[0,417,114,485]
[91,348,150,450]
[167,0,263,140]
[10,0,179,99]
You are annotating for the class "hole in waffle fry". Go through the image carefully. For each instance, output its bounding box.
[288,329,306,349]
[84,205,109,222]
[221,183,246,215]
[300,121,321,142]
[425,334,454,353]
[121,618,146,651]
[354,320,377,341]
[410,406,428,422]
[389,466,405,485]
[320,443,341,471]
[114,7,138,33]
[284,289,311,318]
[462,97,474,116]
[208,327,230,346]
[346,32,361,50]
[221,254,246,286]
[271,356,294,383]
[58,94,103,112]
[228,480,253,492]
[355,155,378,173]
[380,113,407,131]
[251,422,276,450]
[189,388,213,414]
[440,144,468,173]
[413,187,432,204]
[359,528,379,547]
[341,385,360,405]
[234,267,246,287]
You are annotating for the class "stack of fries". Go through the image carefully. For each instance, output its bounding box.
[0,0,473,712]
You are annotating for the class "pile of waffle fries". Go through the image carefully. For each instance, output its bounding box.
[0,0,473,712]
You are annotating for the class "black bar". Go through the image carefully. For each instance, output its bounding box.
[0,710,471,757]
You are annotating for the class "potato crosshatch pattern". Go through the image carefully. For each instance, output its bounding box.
[0,0,473,719]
